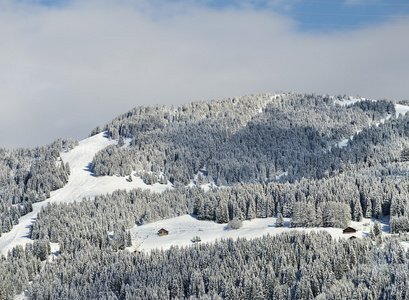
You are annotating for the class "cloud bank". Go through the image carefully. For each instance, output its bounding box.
[0,0,408,148]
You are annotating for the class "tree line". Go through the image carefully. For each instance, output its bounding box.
[24,232,409,299]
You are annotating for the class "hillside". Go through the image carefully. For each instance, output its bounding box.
[91,93,398,184]
[0,133,172,256]
[2,92,409,299]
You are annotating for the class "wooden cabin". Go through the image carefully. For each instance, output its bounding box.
[158,228,169,236]
[343,227,357,234]
[349,236,357,240]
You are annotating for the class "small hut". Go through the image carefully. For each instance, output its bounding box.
[349,236,357,240]
[343,227,357,234]
[158,228,169,236]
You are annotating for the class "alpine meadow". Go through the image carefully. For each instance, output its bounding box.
[3,93,409,299]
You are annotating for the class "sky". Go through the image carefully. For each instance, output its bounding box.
[1,0,409,149]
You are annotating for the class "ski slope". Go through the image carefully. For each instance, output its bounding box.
[0,132,172,256]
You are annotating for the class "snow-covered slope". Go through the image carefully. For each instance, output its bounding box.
[0,132,172,256]
[127,215,389,253]
[396,103,409,117]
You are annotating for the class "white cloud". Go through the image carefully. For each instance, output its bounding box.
[0,0,408,148]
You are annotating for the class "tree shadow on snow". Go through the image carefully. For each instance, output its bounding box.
[84,162,97,177]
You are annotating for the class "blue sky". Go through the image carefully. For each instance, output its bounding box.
[35,0,409,32]
[289,0,409,31]
[1,0,409,148]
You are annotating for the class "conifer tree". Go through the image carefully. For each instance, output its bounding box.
[276,213,284,227]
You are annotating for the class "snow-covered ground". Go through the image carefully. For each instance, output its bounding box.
[0,132,172,256]
[127,214,389,253]
[336,96,365,107]
[396,104,409,117]
[188,168,215,192]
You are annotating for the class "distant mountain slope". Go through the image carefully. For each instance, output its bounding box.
[91,93,396,186]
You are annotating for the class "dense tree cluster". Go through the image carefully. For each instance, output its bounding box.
[91,94,273,183]
[196,162,409,227]
[0,240,50,299]
[398,99,409,106]
[22,232,409,300]
[91,93,393,185]
[0,138,77,236]
[29,161,409,260]
[206,98,395,185]
[31,188,197,250]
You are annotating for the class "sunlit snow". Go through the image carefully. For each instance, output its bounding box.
[127,215,390,253]
[0,132,172,256]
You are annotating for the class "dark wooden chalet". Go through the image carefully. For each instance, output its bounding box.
[343,227,357,234]
[158,228,169,236]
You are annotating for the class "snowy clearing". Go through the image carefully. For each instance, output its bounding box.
[127,214,390,253]
[335,96,366,107]
[396,104,409,117]
[338,139,349,148]
[0,132,172,256]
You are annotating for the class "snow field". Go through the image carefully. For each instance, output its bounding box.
[127,214,390,253]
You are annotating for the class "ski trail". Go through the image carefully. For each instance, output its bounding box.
[0,132,172,256]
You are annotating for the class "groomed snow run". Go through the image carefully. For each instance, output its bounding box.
[127,215,389,253]
[0,132,172,256]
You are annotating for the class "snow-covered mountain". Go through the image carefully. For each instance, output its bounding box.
[2,92,409,300]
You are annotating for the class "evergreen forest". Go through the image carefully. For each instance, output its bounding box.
[3,92,409,299]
